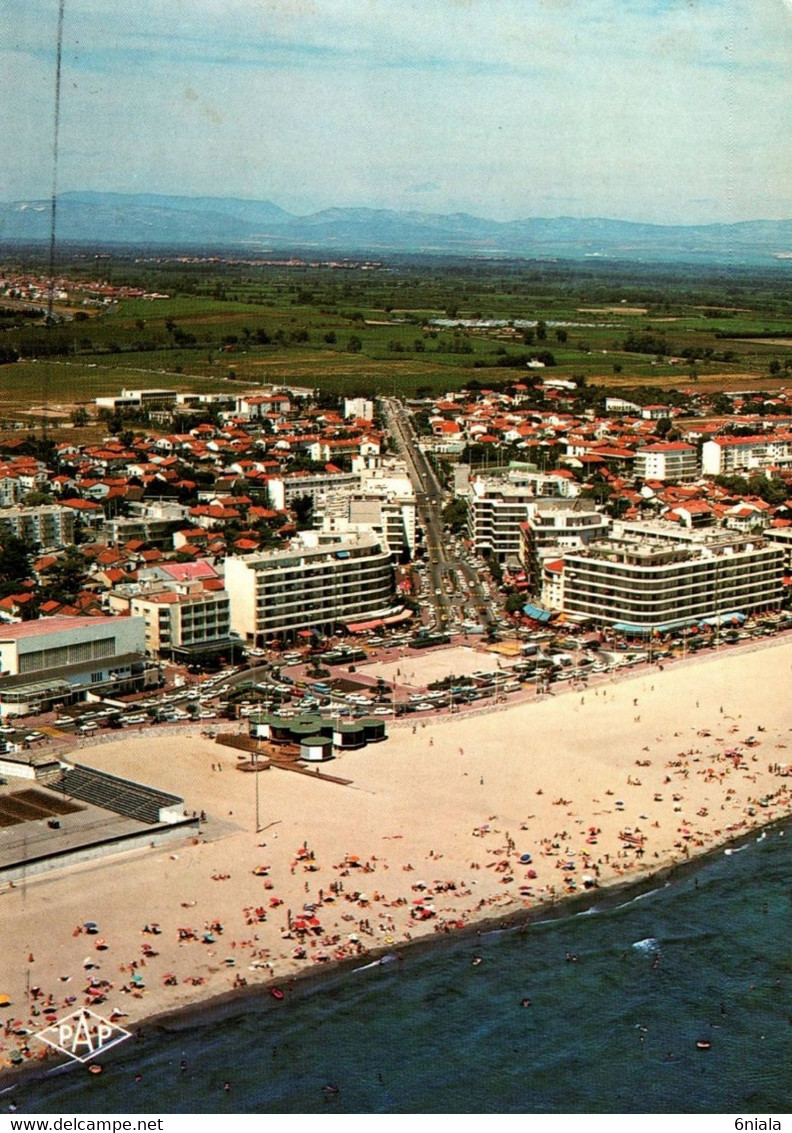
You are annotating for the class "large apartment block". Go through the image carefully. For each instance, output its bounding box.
[561,533,784,632]
[225,531,396,644]
[467,474,536,562]
[0,504,75,550]
[519,499,611,593]
[634,441,699,482]
[105,501,190,548]
[266,470,359,511]
[322,465,417,560]
[701,434,792,476]
[130,583,233,661]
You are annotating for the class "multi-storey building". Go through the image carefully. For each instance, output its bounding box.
[343,397,374,421]
[468,474,536,562]
[266,470,359,512]
[0,505,75,550]
[130,582,234,662]
[105,501,190,548]
[634,441,699,482]
[519,499,611,594]
[322,464,417,560]
[561,532,783,632]
[225,531,396,645]
[701,434,792,476]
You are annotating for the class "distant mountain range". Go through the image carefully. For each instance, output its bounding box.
[2,190,792,264]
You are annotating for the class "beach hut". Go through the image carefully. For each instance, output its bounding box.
[268,716,293,744]
[288,720,320,744]
[300,735,333,762]
[249,714,272,740]
[360,717,387,743]
[332,721,367,750]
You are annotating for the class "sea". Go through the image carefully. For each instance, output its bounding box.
[6,822,792,1115]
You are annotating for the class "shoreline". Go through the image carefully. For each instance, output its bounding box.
[2,809,789,1096]
[3,638,792,1088]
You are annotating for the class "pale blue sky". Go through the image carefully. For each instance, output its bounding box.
[2,0,791,223]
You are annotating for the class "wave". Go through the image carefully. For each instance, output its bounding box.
[353,954,398,973]
[631,937,660,953]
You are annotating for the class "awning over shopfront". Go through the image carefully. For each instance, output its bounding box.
[699,612,745,627]
[345,609,413,634]
[522,603,553,623]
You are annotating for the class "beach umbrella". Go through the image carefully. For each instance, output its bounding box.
[0,994,10,1007]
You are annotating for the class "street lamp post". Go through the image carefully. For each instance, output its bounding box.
[253,737,261,833]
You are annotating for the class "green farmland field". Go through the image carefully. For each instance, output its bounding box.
[2,253,792,425]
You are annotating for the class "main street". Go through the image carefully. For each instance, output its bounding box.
[380,397,494,632]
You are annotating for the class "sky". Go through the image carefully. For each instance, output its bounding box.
[2,0,792,225]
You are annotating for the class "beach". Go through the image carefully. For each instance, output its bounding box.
[2,638,791,1073]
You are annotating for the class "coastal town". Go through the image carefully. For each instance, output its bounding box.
[1,361,792,1075]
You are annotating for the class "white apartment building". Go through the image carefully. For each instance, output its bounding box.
[225,531,397,644]
[322,464,417,560]
[561,533,783,632]
[0,504,75,549]
[701,434,792,476]
[764,526,792,570]
[324,497,416,561]
[519,499,611,593]
[634,442,699,482]
[266,470,359,512]
[468,473,537,561]
[130,582,234,661]
[105,500,190,548]
[343,397,374,421]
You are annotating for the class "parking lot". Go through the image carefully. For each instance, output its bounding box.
[363,643,519,688]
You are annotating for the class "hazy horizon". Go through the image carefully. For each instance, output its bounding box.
[6,188,792,230]
[4,1,792,228]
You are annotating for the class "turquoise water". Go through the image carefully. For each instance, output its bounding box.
[10,824,792,1114]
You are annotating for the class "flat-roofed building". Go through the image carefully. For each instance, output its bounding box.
[634,441,699,482]
[266,470,359,512]
[225,531,396,645]
[322,464,417,560]
[519,499,611,594]
[468,474,536,562]
[0,504,75,550]
[130,582,235,662]
[764,525,792,570]
[701,434,792,476]
[0,615,150,716]
[105,501,190,548]
[561,532,783,632]
[94,388,179,412]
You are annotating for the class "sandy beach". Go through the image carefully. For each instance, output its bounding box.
[2,638,791,1072]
